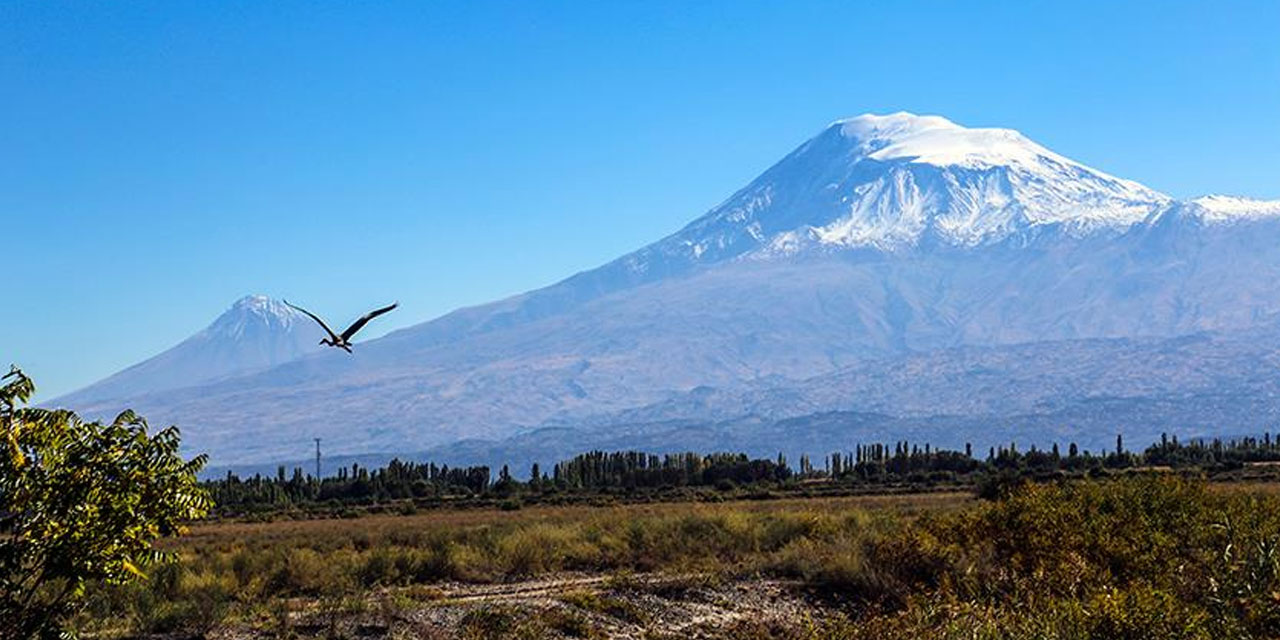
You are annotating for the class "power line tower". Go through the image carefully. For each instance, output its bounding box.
[314,438,322,480]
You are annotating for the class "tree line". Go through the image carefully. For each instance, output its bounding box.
[205,430,1280,511]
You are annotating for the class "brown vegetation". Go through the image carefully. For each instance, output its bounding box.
[75,478,1280,639]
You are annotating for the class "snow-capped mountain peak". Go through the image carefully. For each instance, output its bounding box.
[609,113,1172,277]
[212,295,306,340]
[232,293,289,313]
[829,112,1167,210]
[835,112,1051,169]
[52,295,323,406]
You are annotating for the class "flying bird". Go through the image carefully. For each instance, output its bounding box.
[284,300,399,353]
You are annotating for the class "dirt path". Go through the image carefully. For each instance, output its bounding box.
[218,573,831,639]
[405,573,822,638]
[437,574,613,603]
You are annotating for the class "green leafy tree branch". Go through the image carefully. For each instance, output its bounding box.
[0,366,212,639]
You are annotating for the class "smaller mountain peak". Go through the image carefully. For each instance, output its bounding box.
[225,295,301,322]
[233,294,273,309]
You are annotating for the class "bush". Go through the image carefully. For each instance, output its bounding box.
[559,590,650,624]
[0,367,211,638]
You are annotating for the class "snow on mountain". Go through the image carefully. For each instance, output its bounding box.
[53,295,325,406]
[824,113,1169,236]
[592,112,1172,284]
[1188,195,1280,222]
[839,113,1054,167]
[207,295,307,340]
[52,114,1280,465]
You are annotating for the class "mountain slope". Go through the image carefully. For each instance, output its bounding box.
[53,113,1280,465]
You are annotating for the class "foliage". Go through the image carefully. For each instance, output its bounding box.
[208,458,493,513]
[805,476,1280,639]
[0,367,211,639]
[206,450,795,516]
[205,429,1280,518]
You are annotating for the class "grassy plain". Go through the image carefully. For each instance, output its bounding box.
[77,479,1280,639]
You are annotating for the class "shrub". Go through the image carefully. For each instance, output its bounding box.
[0,367,211,639]
[559,590,650,624]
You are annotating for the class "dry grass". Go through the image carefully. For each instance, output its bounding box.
[80,481,1280,639]
[1207,479,1280,495]
[177,491,969,548]
[79,491,964,637]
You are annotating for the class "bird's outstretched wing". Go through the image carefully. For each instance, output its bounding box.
[284,300,342,343]
[341,302,399,341]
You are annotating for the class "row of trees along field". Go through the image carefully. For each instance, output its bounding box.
[206,431,1280,511]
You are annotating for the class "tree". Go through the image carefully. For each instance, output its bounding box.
[0,367,212,639]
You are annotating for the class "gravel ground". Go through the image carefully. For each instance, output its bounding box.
[206,573,845,639]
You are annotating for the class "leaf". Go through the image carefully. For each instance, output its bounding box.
[121,559,148,580]
[5,424,24,467]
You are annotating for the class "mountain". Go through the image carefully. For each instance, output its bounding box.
[56,295,325,406]
[610,113,1169,271]
[53,113,1280,466]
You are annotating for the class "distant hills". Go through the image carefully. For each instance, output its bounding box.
[53,113,1280,469]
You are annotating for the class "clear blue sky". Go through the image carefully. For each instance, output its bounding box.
[4,1,1278,399]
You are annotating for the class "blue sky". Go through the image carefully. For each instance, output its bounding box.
[4,1,1278,399]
